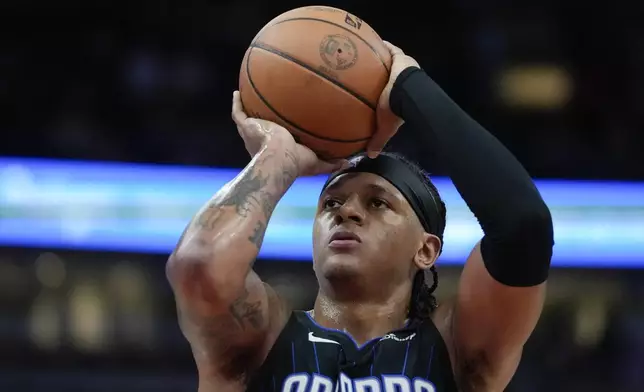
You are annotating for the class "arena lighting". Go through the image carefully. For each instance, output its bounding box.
[0,157,643,268]
[497,64,573,109]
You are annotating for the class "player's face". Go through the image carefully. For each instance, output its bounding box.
[313,172,427,286]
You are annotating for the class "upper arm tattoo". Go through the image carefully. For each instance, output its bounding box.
[179,286,268,380]
[174,150,301,378]
[179,287,265,350]
[229,287,264,330]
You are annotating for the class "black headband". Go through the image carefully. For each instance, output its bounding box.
[321,154,444,238]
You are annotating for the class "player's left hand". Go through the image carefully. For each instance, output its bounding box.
[367,41,420,158]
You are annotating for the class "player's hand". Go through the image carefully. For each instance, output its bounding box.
[367,41,421,158]
[232,91,347,176]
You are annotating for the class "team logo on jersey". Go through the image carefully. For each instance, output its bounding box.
[379,332,416,342]
[348,155,364,167]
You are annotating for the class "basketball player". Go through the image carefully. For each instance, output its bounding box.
[166,42,554,392]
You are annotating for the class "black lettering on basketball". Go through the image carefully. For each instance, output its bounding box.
[344,14,363,29]
[247,109,262,118]
[307,6,342,14]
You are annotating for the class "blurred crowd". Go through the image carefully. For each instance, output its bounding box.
[2,1,644,391]
[0,250,643,392]
[3,1,644,179]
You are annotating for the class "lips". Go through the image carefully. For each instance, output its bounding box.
[329,230,362,244]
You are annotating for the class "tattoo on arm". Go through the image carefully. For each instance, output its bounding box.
[181,287,265,339]
[229,288,264,330]
[192,149,300,254]
[196,204,225,230]
[280,149,300,188]
[257,190,276,219]
[248,220,267,248]
[221,169,270,217]
[194,168,269,231]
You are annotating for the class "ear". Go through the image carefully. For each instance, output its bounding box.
[412,232,441,271]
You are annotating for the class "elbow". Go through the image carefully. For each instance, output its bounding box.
[166,243,248,301]
[483,198,554,256]
[167,240,210,285]
[166,248,209,292]
[479,193,554,288]
[515,199,554,248]
[480,203,554,287]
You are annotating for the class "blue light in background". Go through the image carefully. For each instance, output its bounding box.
[0,157,643,267]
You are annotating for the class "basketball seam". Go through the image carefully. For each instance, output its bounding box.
[245,48,372,143]
[268,17,391,74]
[252,41,376,111]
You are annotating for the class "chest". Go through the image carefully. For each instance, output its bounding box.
[295,333,430,375]
[252,332,442,392]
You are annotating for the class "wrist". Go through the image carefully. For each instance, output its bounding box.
[262,132,293,153]
[390,66,423,118]
[255,142,301,189]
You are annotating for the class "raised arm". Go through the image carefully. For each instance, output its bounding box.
[166,144,296,382]
[386,52,554,390]
[166,92,343,386]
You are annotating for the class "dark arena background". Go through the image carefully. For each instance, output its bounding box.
[2,1,644,391]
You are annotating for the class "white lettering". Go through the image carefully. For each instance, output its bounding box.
[383,375,411,392]
[283,373,309,392]
[354,376,381,392]
[281,373,432,392]
[412,378,436,392]
[339,372,354,392]
[379,333,416,342]
[310,374,334,392]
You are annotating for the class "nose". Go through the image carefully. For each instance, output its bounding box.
[334,195,365,225]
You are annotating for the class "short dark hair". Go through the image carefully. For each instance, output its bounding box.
[376,152,447,320]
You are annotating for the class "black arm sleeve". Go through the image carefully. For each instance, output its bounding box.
[390,67,554,287]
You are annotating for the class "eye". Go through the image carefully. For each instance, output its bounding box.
[370,198,389,209]
[323,198,342,209]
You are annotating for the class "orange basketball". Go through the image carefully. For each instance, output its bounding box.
[239,6,392,159]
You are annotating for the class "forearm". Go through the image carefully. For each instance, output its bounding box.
[390,67,554,286]
[170,144,299,287]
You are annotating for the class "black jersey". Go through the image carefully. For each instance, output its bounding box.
[247,310,457,392]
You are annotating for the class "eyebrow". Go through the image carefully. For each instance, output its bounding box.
[365,183,396,197]
[322,180,397,199]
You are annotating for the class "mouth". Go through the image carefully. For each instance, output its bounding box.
[328,230,362,249]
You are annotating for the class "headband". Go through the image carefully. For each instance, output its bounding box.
[321,154,444,238]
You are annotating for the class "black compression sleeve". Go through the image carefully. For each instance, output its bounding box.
[390,67,554,287]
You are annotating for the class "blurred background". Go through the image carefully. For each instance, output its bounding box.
[1,1,644,391]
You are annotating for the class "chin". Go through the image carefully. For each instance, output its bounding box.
[318,253,366,281]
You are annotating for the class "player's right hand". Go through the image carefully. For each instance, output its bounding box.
[232,91,347,176]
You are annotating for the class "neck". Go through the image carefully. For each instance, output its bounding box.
[312,284,411,345]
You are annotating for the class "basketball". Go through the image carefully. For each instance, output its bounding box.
[239,6,392,159]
